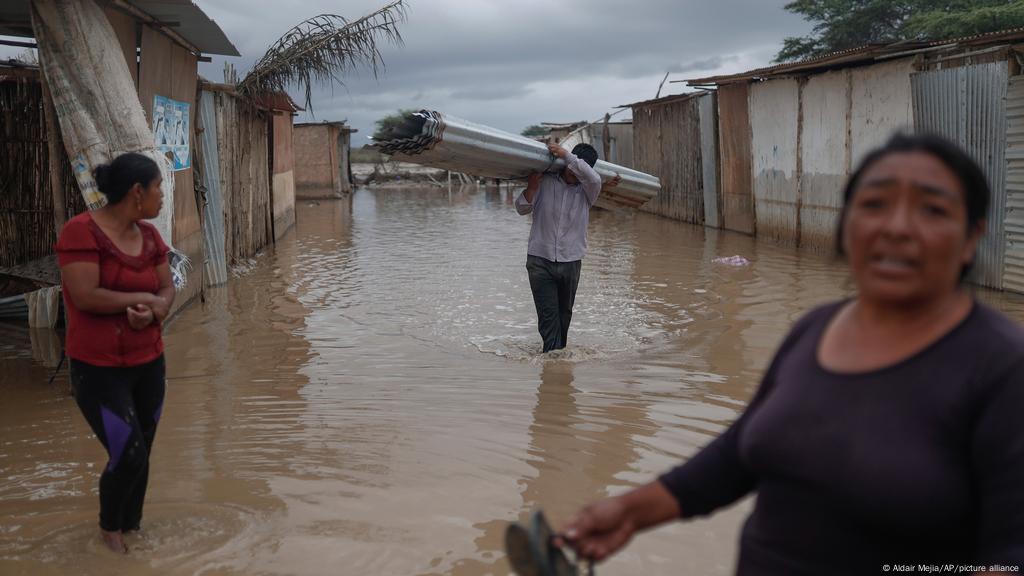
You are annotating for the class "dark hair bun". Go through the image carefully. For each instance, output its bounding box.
[90,153,161,205]
[93,163,112,192]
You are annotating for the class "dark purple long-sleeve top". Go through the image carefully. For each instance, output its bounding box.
[660,301,1024,575]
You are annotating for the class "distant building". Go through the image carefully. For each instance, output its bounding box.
[294,122,357,199]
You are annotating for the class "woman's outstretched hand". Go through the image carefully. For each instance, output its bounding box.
[557,481,681,563]
[559,496,636,562]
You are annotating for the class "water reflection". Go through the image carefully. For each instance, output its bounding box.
[2,187,1024,575]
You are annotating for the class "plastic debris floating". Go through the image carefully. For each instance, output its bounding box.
[712,255,751,266]
[372,110,661,211]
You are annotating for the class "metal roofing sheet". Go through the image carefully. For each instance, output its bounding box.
[913,63,1009,290]
[684,27,1024,86]
[0,0,239,56]
[622,90,710,110]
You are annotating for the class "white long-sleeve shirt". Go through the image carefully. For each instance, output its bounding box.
[514,153,602,262]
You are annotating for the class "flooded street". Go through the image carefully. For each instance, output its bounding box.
[4,186,1024,576]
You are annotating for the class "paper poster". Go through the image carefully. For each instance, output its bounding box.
[152,95,190,171]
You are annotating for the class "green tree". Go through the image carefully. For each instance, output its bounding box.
[372,109,416,141]
[776,0,1024,63]
[906,1,1024,39]
[521,124,549,138]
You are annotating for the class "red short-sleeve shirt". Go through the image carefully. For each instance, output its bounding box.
[56,212,169,367]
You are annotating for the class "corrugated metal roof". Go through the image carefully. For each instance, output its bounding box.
[685,44,918,86]
[622,90,710,109]
[0,0,239,56]
[540,121,587,129]
[684,27,1024,86]
[295,121,358,132]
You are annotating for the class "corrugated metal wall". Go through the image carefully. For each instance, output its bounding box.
[600,123,634,168]
[850,58,915,167]
[912,63,1008,290]
[750,78,801,244]
[699,93,720,228]
[799,69,850,250]
[1002,76,1024,293]
[197,91,227,286]
[718,83,755,234]
[634,96,704,223]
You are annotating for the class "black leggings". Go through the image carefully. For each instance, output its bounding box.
[70,356,166,532]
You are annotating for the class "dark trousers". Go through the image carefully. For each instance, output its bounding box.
[526,255,582,352]
[70,356,166,532]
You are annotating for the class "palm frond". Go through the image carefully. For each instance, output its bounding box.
[238,0,407,111]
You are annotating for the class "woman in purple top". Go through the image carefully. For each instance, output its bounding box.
[558,134,1024,574]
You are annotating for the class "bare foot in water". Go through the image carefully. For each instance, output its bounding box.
[101,529,128,554]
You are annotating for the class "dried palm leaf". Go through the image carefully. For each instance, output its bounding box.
[238,0,406,111]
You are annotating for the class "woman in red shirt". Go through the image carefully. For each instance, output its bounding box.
[56,152,175,554]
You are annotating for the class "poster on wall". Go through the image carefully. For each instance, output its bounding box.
[152,95,190,171]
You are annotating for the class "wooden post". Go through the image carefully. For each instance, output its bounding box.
[267,111,276,245]
[191,86,206,299]
[39,72,67,233]
[602,113,611,162]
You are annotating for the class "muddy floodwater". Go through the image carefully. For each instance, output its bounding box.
[3,187,1024,576]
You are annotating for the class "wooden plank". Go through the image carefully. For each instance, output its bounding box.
[170,42,198,243]
[634,97,703,224]
[717,82,755,234]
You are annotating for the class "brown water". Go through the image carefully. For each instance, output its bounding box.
[3,187,1024,576]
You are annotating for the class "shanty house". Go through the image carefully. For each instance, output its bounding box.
[294,121,357,199]
[0,0,239,315]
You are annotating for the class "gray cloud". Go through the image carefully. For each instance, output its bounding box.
[668,55,738,74]
[449,84,532,101]
[4,1,813,141]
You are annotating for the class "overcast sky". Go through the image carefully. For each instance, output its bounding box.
[3,1,812,144]
[197,0,811,144]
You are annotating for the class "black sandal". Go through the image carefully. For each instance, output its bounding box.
[505,509,594,576]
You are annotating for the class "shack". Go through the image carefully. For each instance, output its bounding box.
[0,0,239,315]
[294,121,357,199]
[683,28,1023,291]
[195,82,299,287]
[628,92,717,225]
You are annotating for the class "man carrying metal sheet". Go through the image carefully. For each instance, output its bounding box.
[515,143,616,353]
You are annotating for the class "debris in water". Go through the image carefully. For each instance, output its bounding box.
[712,255,751,266]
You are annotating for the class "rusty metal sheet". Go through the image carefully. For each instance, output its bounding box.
[717,82,755,234]
[699,92,720,228]
[633,95,703,223]
[750,78,800,244]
